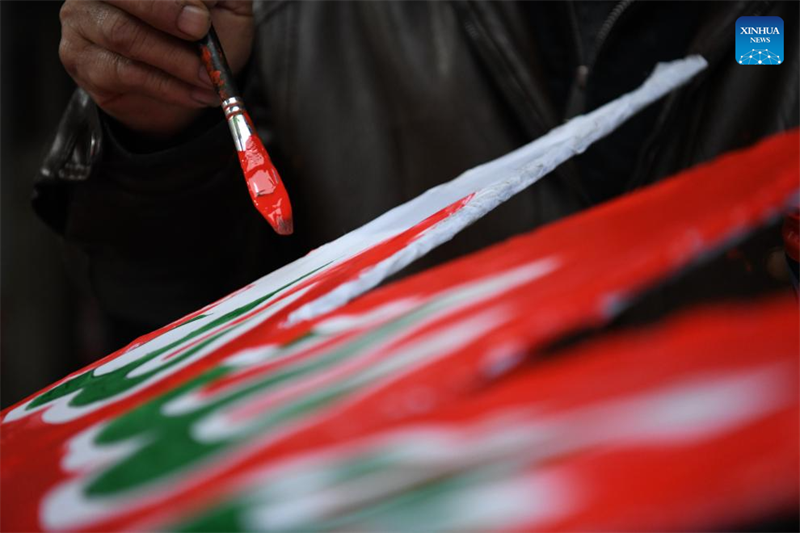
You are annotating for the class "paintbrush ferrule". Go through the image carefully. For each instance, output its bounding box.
[221,96,252,152]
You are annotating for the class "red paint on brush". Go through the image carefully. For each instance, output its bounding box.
[199,46,226,98]
[237,121,294,236]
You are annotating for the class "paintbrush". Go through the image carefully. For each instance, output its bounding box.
[197,25,293,236]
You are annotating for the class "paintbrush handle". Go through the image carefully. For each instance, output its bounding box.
[197,25,252,152]
[197,25,240,101]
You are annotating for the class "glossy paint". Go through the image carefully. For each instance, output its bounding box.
[1,129,797,532]
[237,124,293,235]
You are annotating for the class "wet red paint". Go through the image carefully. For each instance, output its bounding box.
[237,120,294,235]
[1,130,798,532]
[199,44,228,99]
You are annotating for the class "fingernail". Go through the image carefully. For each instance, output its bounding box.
[178,5,210,39]
[198,65,213,88]
[191,89,219,107]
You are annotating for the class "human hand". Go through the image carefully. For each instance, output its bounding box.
[59,0,254,138]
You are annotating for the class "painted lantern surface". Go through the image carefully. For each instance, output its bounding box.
[1,55,798,532]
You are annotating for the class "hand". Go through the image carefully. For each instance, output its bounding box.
[59,0,254,138]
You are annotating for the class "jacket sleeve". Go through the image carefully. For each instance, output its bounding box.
[32,88,290,329]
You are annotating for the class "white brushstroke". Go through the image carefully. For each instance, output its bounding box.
[283,55,707,325]
[62,425,149,473]
[186,259,557,442]
[4,286,314,424]
[224,363,790,533]
[313,298,421,334]
[3,56,704,427]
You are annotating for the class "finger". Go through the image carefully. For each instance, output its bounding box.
[79,44,218,108]
[103,0,211,41]
[72,2,212,90]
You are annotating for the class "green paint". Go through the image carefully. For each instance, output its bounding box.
[89,366,230,495]
[116,279,518,530]
[174,314,207,327]
[27,270,321,411]
[167,452,396,533]
[171,500,245,533]
[169,462,492,532]
[81,296,448,498]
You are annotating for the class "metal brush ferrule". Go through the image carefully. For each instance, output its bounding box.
[222,96,252,152]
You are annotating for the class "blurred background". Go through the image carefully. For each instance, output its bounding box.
[1,1,120,409]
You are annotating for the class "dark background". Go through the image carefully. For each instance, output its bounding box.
[1,1,118,409]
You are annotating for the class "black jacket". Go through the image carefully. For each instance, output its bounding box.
[34,0,799,332]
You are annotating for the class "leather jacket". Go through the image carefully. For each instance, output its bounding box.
[33,0,799,331]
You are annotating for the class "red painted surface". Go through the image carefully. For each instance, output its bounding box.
[1,130,798,532]
[0,193,478,533]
